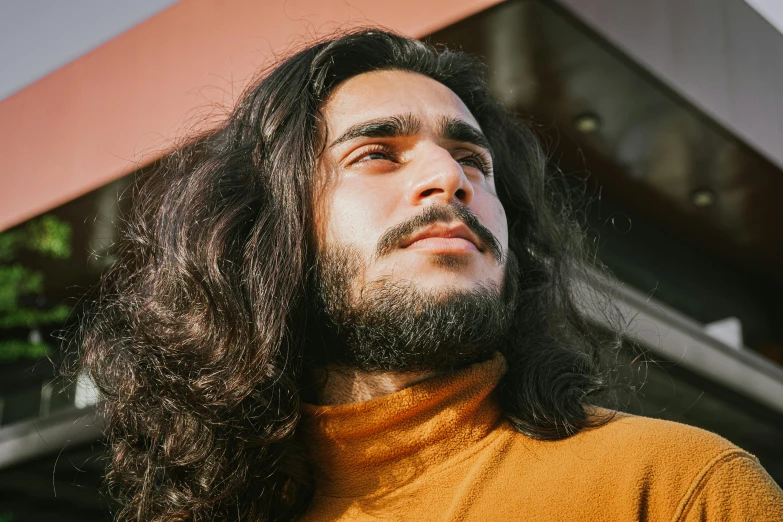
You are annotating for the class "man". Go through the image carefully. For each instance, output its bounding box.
[79,30,783,521]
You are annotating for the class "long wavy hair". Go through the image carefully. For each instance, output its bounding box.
[76,29,622,521]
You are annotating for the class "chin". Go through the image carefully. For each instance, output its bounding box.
[407,271,500,294]
[373,253,504,291]
[428,253,474,270]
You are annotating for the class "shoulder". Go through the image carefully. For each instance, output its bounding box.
[496,411,782,520]
[587,410,741,453]
[575,410,752,472]
[546,411,782,519]
[504,409,753,485]
[587,412,783,519]
[578,411,783,516]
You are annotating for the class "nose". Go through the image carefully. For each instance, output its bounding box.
[408,144,474,206]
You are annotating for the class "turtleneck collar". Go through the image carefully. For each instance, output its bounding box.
[300,353,508,498]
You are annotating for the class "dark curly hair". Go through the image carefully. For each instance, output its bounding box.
[76,29,621,521]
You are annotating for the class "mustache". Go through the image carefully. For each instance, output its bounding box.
[375,204,504,263]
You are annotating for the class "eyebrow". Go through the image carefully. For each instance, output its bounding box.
[328,112,492,154]
[437,116,492,154]
[328,113,420,147]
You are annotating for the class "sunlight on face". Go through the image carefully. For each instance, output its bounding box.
[316,70,509,295]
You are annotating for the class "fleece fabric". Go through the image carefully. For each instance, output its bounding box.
[299,354,783,521]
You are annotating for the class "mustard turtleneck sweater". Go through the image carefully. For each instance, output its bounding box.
[299,354,783,521]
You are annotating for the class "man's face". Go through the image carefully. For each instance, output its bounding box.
[316,70,509,295]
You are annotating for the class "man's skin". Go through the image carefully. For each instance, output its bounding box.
[314,70,510,405]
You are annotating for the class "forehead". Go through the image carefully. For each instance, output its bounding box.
[321,70,481,134]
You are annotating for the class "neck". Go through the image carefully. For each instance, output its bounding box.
[300,354,508,497]
[313,366,440,405]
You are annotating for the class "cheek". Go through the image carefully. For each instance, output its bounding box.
[474,192,509,250]
[323,179,398,250]
[496,204,509,248]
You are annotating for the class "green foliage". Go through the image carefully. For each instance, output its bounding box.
[0,215,72,362]
[0,230,23,262]
[0,264,43,311]
[0,340,51,363]
[25,215,72,259]
[0,215,71,261]
[0,511,14,522]
[0,304,70,329]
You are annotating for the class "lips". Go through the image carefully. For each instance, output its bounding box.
[400,222,484,252]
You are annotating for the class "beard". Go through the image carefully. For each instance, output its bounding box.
[307,208,519,373]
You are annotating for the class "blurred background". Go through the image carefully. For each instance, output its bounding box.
[1,0,782,520]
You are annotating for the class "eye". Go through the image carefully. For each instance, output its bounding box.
[456,152,492,176]
[361,151,390,161]
[352,145,397,164]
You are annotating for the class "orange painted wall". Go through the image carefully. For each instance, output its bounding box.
[0,0,502,231]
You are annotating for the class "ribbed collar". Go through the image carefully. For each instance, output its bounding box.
[300,353,507,498]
